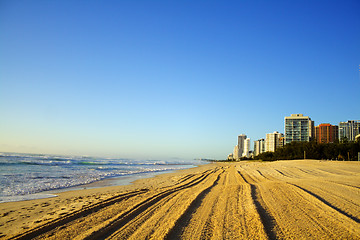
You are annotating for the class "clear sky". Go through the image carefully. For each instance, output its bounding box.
[1,0,359,160]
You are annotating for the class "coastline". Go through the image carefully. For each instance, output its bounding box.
[1,160,359,239]
[0,163,213,238]
[0,161,200,203]
[0,152,204,203]
[45,167,197,194]
[0,170,174,204]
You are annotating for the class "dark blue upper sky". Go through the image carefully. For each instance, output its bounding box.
[1,0,359,159]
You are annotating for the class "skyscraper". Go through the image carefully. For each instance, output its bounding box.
[315,123,338,143]
[243,138,250,158]
[233,145,240,160]
[284,114,314,144]
[265,131,284,152]
[254,139,265,156]
[238,134,247,155]
[338,120,360,141]
[233,134,250,160]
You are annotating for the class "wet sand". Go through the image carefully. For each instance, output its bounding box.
[1,160,359,239]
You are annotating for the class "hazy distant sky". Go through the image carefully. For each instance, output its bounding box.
[1,0,359,159]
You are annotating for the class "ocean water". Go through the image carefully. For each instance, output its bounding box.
[0,152,203,202]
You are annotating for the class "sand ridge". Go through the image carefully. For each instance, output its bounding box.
[1,160,359,239]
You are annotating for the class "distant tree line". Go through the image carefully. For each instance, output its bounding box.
[254,140,360,161]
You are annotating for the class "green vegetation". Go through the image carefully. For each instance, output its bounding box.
[254,141,360,161]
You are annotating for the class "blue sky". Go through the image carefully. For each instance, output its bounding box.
[1,0,359,159]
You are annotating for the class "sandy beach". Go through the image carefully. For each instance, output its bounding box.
[1,160,359,239]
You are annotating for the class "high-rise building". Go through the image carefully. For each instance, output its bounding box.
[265,131,284,152]
[254,139,265,156]
[315,123,339,143]
[237,134,246,155]
[284,114,314,144]
[243,138,250,158]
[338,120,360,141]
[233,134,250,160]
[233,145,240,160]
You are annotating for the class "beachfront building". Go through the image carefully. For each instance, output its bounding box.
[284,114,314,144]
[237,134,247,156]
[243,138,251,158]
[315,123,339,143]
[233,134,251,160]
[254,139,265,156]
[233,145,240,160]
[265,131,284,152]
[338,120,360,141]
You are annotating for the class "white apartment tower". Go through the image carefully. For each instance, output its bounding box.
[254,139,265,156]
[233,145,240,160]
[233,134,250,160]
[243,137,251,158]
[265,131,284,152]
[339,120,360,141]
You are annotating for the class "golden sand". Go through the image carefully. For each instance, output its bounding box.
[1,160,359,239]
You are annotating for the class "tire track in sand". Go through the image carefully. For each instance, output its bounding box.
[238,169,277,240]
[256,182,360,239]
[167,165,269,240]
[9,189,149,240]
[86,168,222,240]
[6,161,360,240]
[250,184,277,240]
[165,171,222,239]
[289,183,360,223]
[11,169,217,240]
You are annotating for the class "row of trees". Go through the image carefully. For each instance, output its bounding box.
[253,141,360,161]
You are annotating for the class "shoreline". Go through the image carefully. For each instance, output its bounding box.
[0,164,199,203]
[0,163,216,238]
[1,160,359,239]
